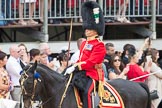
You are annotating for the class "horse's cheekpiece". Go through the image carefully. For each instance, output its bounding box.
[100,82,125,108]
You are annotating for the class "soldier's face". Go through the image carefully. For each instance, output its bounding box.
[85,29,98,37]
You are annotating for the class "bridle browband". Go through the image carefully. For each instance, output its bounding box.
[20,64,74,108]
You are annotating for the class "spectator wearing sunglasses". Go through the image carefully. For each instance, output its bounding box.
[108,54,129,80]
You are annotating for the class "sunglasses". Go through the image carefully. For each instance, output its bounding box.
[114,59,121,62]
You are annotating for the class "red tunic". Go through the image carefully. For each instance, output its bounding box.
[78,38,106,81]
[127,64,149,82]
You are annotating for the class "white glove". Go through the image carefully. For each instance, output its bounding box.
[64,66,75,75]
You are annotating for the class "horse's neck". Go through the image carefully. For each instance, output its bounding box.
[38,65,64,81]
[54,86,77,108]
[37,66,77,107]
[40,77,77,108]
[39,75,67,107]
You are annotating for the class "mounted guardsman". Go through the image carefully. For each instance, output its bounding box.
[64,1,106,108]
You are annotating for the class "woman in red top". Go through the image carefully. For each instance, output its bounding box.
[127,47,152,82]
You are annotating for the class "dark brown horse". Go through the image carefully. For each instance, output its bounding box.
[20,62,151,108]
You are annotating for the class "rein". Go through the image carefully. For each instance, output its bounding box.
[30,79,58,108]
[37,73,73,108]
[59,73,73,108]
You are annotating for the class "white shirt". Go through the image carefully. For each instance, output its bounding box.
[70,50,80,64]
[6,56,23,86]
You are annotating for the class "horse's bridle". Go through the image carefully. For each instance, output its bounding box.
[20,64,74,108]
[20,65,41,107]
[20,64,60,108]
[20,65,32,97]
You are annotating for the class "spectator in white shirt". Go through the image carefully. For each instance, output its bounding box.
[70,38,86,64]
[6,45,23,108]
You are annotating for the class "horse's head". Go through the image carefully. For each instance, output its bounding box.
[20,61,68,108]
[20,61,42,108]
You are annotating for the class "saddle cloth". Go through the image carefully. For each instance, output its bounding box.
[74,81,125,108]
[100,82,125,108]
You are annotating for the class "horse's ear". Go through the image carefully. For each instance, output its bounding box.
[31,61,38,73]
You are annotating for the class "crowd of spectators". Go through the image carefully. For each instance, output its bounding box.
[103,38,162,108]
[0,37,161,107]
[0,0,162,108]
[1,0,162,26]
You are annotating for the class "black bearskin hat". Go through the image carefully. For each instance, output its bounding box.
[81,1,105,36]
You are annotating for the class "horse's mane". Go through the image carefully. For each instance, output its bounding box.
[36,63,65,83]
